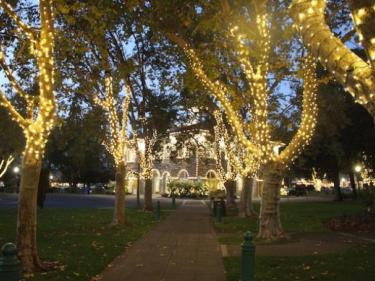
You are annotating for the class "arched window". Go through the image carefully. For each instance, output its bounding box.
[178,169,189,179]
[206,170,217,179]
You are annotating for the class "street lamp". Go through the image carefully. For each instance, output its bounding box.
[354,165,362,173]
[354,164,362,190]
[13,166,20,193]
[13,166,20,174]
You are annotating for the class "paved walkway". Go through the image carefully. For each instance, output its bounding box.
[100,200,226,281]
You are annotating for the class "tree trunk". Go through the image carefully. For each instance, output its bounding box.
[136,164,141,208]
[333,171,343,201]
[349,172,358,200]
[224,179,237,211]
[239,177,257,217]
[37,166,49,209]
[289,0,375,120]
[144,178,153,211]
[348,0,375,70]
[16,154,43,273]
[257,165,285,240]
[112,162,126,225]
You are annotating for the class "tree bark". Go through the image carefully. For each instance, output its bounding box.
[16,154,43,273]
[224,179,237,211]
[349,171,358,200]
[239,177,257,217]
[257,165,286,240]
[112,162,126,225]
[333,171,343,201]
[144,178,153,211]
[37,166,49,209]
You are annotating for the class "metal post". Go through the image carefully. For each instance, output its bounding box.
[0,243,21,281]
[240,231,255,281]
[155,200,161,220]
[216,201,222,223]
[172,196,176,209]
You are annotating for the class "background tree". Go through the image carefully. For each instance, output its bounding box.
[93,75,131,224]
[214,110,257,216]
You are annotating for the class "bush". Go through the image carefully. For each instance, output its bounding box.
[208,189,226,199]
[167,180,208,198]
[358,185,375,214]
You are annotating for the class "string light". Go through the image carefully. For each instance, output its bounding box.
[0,155,14,178]
[168,4,319,175]
[0,0,56,163]
[93,76,131,167]
[289,0,375,118]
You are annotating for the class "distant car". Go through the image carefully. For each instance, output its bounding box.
[288,186,307,196]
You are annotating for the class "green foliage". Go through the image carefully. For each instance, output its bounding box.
[167,179,208,198]
[208,189,226,199]
[358,185,375,214]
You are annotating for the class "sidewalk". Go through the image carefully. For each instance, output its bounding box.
[100,200,226,281]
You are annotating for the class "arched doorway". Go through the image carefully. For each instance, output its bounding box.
[161,171,170,194]
[205,170,219,192]
[152,169,161,194]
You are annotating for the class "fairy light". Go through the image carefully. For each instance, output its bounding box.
[289,0,375,118]
[0,0,56,164]
[131,130,157,180]
[168,5,319,175]
[0,155,14,178]
[94,76,131,166]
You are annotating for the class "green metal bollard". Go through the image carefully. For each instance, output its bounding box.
[216,201,222,223]
[155,200,161,220]
[0,243,21,281]
[172,196,176,209]
[240,231,255,281]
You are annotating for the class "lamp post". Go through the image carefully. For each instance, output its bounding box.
[12,166,20,193]
[354,164,362,190]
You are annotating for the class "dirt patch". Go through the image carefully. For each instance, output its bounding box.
[325,213,375,234]
[222,232,368,257]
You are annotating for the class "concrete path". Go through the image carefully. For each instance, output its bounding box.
[100,200,226,281]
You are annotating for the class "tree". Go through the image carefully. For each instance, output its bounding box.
[290,0,375,120]
[214,110,257,216]
[292,78,375,200]
[0,0,56,272]
[94,75,131,224]
[165,1,318,240]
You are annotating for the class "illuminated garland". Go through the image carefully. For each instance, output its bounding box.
[131,128,157,179]
[168,6,319,173]
[0,155,14,178]
[290,0,375,118]
[214,110,259,180]
[0,0,56,163]
[94,76,131,166]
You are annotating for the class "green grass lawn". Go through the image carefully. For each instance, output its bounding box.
[216,200,375,281]
[215,201,365,244]
[0,208,169,281]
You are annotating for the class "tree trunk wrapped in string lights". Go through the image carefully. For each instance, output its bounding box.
[94,76,131,225]
[131,127,157,211]
[214,110,257,217]
[0,0,56,272]
[167,2,318,240]
[290,0,375,120]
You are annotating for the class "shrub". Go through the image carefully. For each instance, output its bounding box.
[167,180,208,198]
[358,185,375,214]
